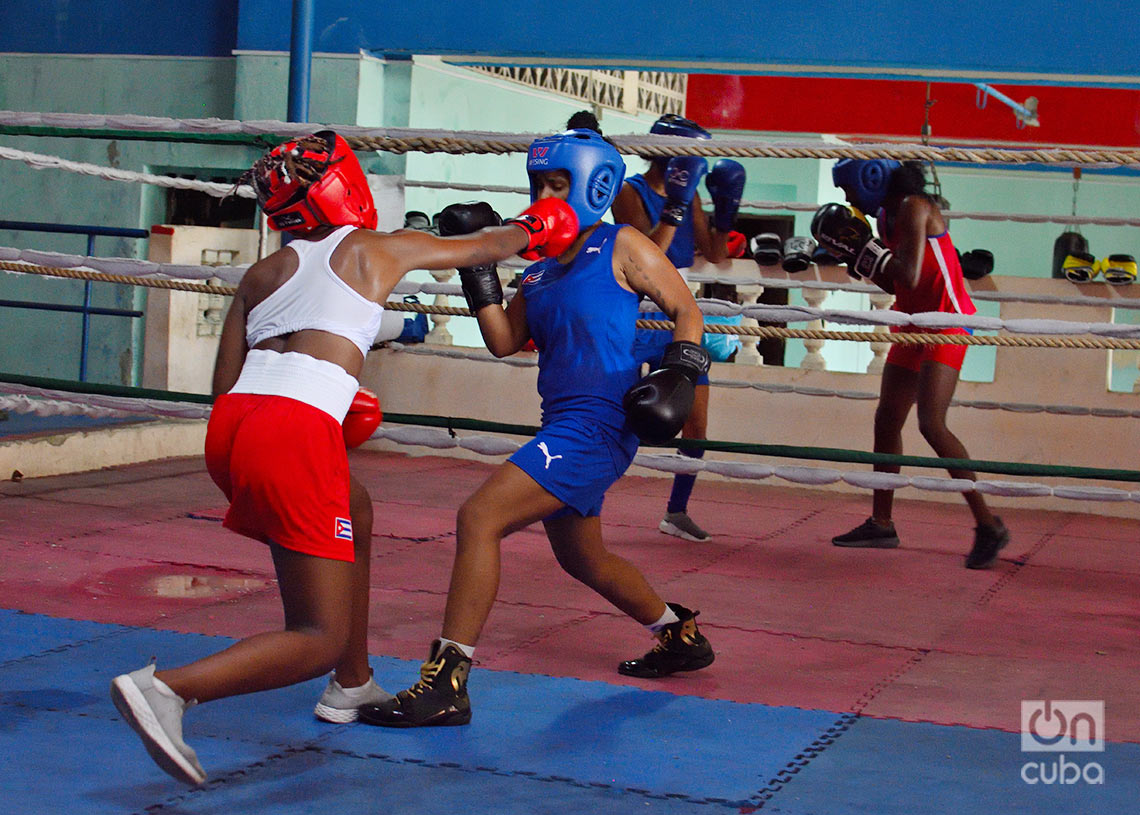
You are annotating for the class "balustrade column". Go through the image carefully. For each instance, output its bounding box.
[866,292,896,375]
[734,284,764,366]
[425,268,455,346]
[800,287,829,371]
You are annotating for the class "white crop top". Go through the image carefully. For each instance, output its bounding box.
[245,225,384,357]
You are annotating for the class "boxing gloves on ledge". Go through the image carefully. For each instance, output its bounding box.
[750,233,820,274]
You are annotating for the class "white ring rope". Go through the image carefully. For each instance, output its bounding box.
[380,342,1140,418]
[0,145,255,199]
[1,384,1134,504]
[5,246,1140,321]
[405,180,1140,230]
[2,140,1138,230]
[4,110,1140,169]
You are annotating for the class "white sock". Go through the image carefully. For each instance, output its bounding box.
[336,678,376,698]
[333,668,375,694]
[647,605,680,633]
[438,637,475,659]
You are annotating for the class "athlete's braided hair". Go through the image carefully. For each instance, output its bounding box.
[237,135,346,204]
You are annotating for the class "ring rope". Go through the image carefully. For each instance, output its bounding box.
[5,111,1140,168]
[405,180,1140,229]
[6,256,1140,335]
[3,259,1139,348]
[381,342,1140,418]
[2,376,1137,503]
[7,245,1140,311]
[2,142,1135,229]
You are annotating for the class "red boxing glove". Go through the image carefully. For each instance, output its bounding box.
[505,198,579,260]
[725,230,747,258]
[343,387,381,448]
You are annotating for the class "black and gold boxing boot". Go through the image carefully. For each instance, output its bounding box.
[358,640,472,728]
[618,603,715,678]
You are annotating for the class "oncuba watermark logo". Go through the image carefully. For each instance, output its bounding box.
[1020,700,1105,785]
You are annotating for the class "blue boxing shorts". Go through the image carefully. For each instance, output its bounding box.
[509,415,639,517]
[632,311,711,385]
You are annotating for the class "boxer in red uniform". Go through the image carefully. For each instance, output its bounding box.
[110,131,576,785]
[813,160,1010,569]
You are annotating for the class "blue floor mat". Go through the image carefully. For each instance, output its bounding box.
[1,611,1136,815]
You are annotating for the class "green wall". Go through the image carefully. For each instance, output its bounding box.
[2,50,1137,391]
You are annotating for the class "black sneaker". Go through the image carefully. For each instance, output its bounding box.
[965,516,1010,569]
[618,603,715,678]
[358,640,472,728]
[832,517,900,548]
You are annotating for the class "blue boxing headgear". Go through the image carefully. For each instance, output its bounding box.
[650,114,712,141]
[527,129,626,229]
[649,115,711,169]
[832,159,900,215]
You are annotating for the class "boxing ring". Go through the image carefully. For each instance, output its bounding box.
[2,114,1140,813]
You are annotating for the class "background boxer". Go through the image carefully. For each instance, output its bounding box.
[110,130,567,785]
[609,113,746,543]
[360,128,715,729]
[813,159,1010,568]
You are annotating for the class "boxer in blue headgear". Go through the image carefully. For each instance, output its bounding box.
[611,111,747,544]
[526,129,626,231]
[832,158,901,217]
[358,114,715,730]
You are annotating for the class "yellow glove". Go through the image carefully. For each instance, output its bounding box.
[1062,251,1098,283]
[1101,254,1137,285]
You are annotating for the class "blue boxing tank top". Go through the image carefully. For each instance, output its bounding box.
[520,223,641,431]
[625,173,696,269]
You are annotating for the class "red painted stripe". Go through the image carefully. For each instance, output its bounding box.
[686,75,1140,147]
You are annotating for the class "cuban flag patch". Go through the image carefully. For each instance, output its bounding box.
[334,517,353,540]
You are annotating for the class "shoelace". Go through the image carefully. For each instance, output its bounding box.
[401,659,443,700]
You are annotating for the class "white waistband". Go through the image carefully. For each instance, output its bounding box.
[228,350,359,422]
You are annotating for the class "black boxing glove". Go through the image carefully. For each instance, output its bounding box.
[750,232,783,267]
[811,203,892,281]
[782,236,817,273]
[437,201,502,237]
[438,202,504,312]
[960,249,994,280]
[404,210,432,231]
[623,340,711,445]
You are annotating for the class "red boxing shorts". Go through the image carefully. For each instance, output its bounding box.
[205,392,354,562]
[885,327,969,373]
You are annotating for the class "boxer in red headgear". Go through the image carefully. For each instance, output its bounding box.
[110,130,576,786]
[251,130,378,233]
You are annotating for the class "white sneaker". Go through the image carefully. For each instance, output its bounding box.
[110,663,206,786]
[314,673,394,723]
[659,512,711,542]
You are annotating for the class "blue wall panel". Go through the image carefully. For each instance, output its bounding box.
[234,0,1140,86]
[1,0,239,57]
[2,1,1138,85]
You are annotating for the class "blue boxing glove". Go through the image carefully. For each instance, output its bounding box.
[623,341,711,445]
[705,159,746,232]
[661,156,708,227]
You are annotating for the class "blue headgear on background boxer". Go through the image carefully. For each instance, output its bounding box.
[649,114,711,169]
[650,113,712,141]
[526,129,626,230]
[832,159,901,217]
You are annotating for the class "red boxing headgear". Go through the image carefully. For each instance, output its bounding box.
[250,130,377,233]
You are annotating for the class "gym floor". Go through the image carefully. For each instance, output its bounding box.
[1,450,1137,813]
